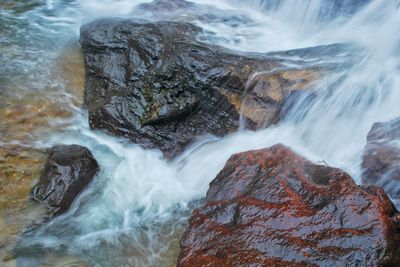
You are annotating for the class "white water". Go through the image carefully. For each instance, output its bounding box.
[6,0,400,265]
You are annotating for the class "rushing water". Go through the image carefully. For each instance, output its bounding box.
[1,0,400,266]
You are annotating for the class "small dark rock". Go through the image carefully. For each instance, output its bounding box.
[31,145,99,216]
[362,117,400,208]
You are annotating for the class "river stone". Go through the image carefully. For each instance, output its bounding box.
[31,145,99,216]
[80,19,325,158]
[178,144,400,266]
[362,117,400,208]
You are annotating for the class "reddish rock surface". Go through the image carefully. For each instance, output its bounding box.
[178,144,400,267]
[362,118,400,208]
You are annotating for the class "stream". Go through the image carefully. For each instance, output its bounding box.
[1,0,400,266]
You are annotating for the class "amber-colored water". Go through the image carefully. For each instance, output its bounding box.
[2,0,400,266]
[0,42,87,265]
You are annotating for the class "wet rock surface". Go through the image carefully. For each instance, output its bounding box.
[32,145,99,216]
[178,144,400,267]
[80,19,329,158]
[0,42,87,263]
[362,117,400,208]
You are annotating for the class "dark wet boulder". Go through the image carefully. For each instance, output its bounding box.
[80,19,325,158]
[178,144,400,266]
[31,145,99,216]
[362,117,400,208]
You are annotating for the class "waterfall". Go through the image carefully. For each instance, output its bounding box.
[3,0,399,265]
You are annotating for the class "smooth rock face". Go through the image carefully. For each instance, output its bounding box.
[362,118,400,208]
[80,19,322,158]
[31,145,99,216]
[178,144,400,267]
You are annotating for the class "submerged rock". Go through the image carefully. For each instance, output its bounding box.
[0,92,73,145]
[80,19,324,158]
[31,145,99,216]
[178,144,400,266]
[56,42,85,106]
[0,145,47,262]
[362,118,400,208]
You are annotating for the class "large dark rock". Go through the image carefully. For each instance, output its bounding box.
[80,19,326,158]
[362,118,400,208]
[178,144,400,266]
[31,145,99,216]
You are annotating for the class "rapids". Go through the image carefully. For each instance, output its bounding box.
[1,0,400,266]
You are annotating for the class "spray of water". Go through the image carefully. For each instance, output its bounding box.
[8,0,400,265]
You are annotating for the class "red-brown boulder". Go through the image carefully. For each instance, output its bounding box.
[178,144,400,266]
